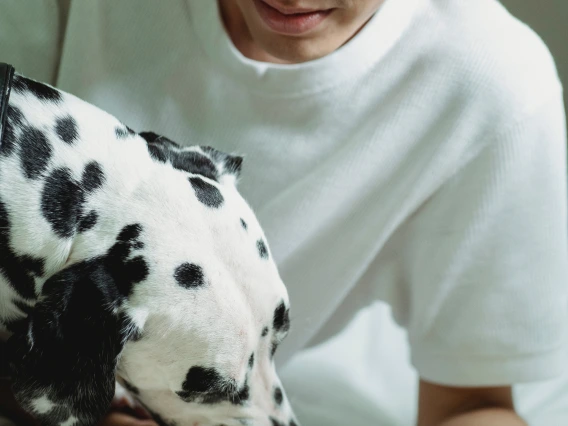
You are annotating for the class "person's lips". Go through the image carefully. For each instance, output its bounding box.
[253,0,333,35]
[262,0,328,14]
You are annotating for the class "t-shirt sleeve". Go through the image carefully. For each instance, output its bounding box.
[400,92,568,386]
[0,0,70,84]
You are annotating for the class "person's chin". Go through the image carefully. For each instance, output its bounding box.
[252,28,340,63]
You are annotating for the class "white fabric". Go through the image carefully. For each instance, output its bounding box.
[1,0,568,415]
[282,302,568,426]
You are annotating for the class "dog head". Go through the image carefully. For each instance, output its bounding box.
[112,134,299,426]
[4,78,298,426]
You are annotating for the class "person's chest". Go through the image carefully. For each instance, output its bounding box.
[53,0,469,360]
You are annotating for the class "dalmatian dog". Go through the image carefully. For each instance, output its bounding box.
[0,66,299,426]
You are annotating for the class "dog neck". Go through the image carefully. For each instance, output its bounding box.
[0,73,158,309]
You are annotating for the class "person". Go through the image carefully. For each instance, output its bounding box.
[1,0,567,425]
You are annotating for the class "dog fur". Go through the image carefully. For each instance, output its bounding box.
[0,73,298,426]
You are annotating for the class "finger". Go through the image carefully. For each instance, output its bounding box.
[133,405,152,420]
[111,397,131,409]
[98,412,157,426]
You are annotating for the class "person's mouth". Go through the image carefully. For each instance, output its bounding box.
[253,0,334,35]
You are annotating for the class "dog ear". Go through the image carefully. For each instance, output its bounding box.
[6,225,147,426]
[138,131,243,184]
[199,145,243,184]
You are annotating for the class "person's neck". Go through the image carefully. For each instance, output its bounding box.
[217,1,296,64]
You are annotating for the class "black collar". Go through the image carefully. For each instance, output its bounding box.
[0,63,15,149]
[0,63,14,378]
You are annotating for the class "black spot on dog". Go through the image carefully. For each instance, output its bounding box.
[138,131,165,144]
[139,131,176,163]
[39,224,148,301]
[248,353,255,369]
[228,380,249,405]
[240,218,247,230]
[189,177,224,208]
[223,155,243,177]
[271,342,278,358]
[174,152,218,181]
[19,255,45,277]
[177,366,249,406]
[269,418,286,426]
[132,240,144,250]
[200,146,243,179]
[2,120,16,157]
[7,105,23,127]
[78,210,98,233]
[0,201,45,300]
[145,142,167,163]
[41,168,82,238]
[274,387,283,405]
[174,263,205,289]
[115,126,134,139]
[19,126,52,179]
[273,302,290,334]
[82,161,105,192]
[117,223,141,242]
[140,132,220,181]
[12,76,62,102]
[262,327,269,337]
[115,127,126,138]
[106,224,149,298]
[290,421,299,426]
[41,162,105,238]
[257,239,268,260]
[1,106,23,157]
[55,116,78,145]
[122,380,140,396]
[6,225,147,426]
[177,366,223,402]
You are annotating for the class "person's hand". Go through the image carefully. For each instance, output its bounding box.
[98,396,157,426]
[97,411,157,426]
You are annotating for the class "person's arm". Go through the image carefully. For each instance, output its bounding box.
[418,381,526,426]
[385,74,567,426]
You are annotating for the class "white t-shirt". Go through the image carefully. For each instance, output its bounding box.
[1,0,567,391]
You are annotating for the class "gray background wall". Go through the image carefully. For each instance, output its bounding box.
[500,0,568,122]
